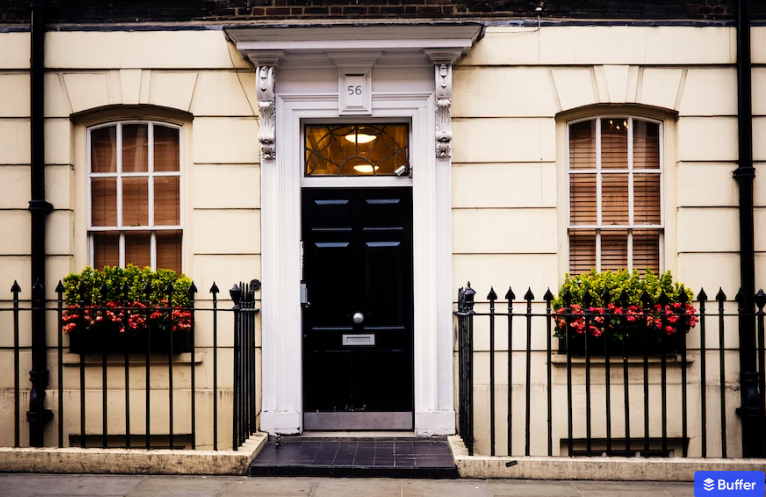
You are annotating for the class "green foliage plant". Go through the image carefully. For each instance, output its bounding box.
[552,269,697,343]
[61,265,192,335]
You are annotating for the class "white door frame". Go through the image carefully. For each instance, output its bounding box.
[230,24,482,437]
[259,89,455,436]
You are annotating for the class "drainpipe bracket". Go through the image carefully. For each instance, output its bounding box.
[733,166,756,180]
[28,199,53,213]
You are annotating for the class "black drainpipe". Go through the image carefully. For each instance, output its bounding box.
[734,0,764,458]
[27,0,53,447]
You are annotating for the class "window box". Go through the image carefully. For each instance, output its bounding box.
[68,322,192,355]
[62,265,194,356]
[552,269,697,357]
[557,326,687,357]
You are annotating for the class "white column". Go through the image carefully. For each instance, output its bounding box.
[248,51,302,435]
[416,53,457,435]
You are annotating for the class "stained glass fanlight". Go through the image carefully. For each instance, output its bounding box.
[305,124,409,176]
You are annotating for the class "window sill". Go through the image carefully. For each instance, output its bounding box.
[62,352,203,366]
[551,354,693,366]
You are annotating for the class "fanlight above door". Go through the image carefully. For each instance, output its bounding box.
[305,124,409,176]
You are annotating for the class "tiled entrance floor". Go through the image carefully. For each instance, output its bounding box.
[249,437,457,478]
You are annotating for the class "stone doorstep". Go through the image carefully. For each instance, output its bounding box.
[0,433,267,476]
[447,436,766,481]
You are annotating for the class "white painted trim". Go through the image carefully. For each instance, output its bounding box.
[238,39,473,52]
[260,77,455,437]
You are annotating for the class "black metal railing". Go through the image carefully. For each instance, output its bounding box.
[456,283,766,458]
[2,278,259,451]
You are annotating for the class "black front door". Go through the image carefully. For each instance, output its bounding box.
[301,187,414,430]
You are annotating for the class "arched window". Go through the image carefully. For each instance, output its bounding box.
[88,121,183,273]
[567,116,662,275]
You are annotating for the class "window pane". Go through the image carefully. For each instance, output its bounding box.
[601,229,628,272]
[569,229,596,275]
[154,177,180,226]
[91,126,117,173]
[601,118,628,169]
[634,120,660,169]
[122,124,148,173]
[125,231,151,269]
[602,173,629,225]
[569,120,596,170]
[154,125,180,172]
[93,232,119,270]
[122,177,149,227]
[634,173,661,225]
[305,124,408,176]
[569,173,597,225]
[91,178,117,227]
[633,229,661,275]
[156,230,182,274]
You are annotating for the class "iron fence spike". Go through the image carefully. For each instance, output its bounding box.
[658,291,670,305]
[524,287,534,301]
[10,280,21,293]
[697,288,708,301]
[543,288,554,301]
[755,290,766,310]
[734,288,746,303]
[678,290,689,304]
[505,287,515,301]
[715,287,727,302]
[600,288,610,303]
[210,282,219,294]
[487,287,497,301]
[55,281,65,293]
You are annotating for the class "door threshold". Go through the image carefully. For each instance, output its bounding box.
[292,431,420,440]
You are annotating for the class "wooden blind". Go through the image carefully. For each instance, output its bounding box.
[570,173,597,225]
[90,123,182,272]
[568,117,662,275]
[569,230,596,275]
[122,177,149,227]
[122,124,148,173]
[91,178,117,227]
[154,177,180,226]
[125,231,151,269]
[157,230,182,274]
[601,119,628,169]
[601,173,629,225]
[633,120,660,169]
[569,121,595,169]
[154,125,180,172]
[601,229,628,271]
[633,230,661,275]
[634,173,661,225]
[93,232,119,270]
[91,126,116,173]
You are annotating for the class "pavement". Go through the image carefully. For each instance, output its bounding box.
[0,474,695,497]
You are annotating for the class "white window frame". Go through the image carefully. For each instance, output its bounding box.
[566,115,664,273]
[86,120,184,271]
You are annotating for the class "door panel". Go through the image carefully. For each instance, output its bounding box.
[302,187,414,429]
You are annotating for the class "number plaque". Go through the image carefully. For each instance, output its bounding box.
[339,71,372,115]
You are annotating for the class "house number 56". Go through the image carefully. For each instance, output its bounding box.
[348,85,362,95]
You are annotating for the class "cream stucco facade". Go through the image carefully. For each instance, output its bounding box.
[0,23,764,455]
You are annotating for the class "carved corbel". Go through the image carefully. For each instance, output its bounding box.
[256,65,276,161]
[435,63,453,159]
